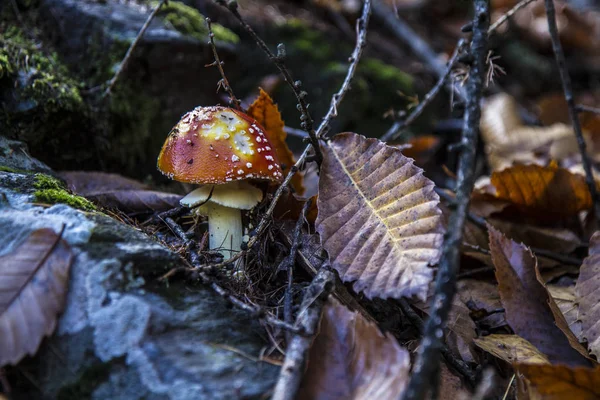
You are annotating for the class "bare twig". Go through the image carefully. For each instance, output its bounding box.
[9,0,24,27]
[245,0,372,250]
[381,39,467,141]
[103,0,168,98]
[206,17,241,110]
[401,1,489,399]
[488,0,539,34]
[316,0,372,139]
[201,271,305,334]
[272,267,335,400]
[285,126,309,138]
[576,104,600,115]
[545,0,600,227]
[215,0,323,163]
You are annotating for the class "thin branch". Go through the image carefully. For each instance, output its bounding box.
[401,1,489,399]
[381,39,467,141]
[272,267,335,400]
[285,126,309,138]
[372,0,467,103]
[245,0,372,250]
[103,0,168,98]
[215,0,323,163]
[488,0,539,34]
[316,0,372,139]
[576,104,600,115]
[9,0,25,27]
[206,17,241,110]
[545,0,600,228]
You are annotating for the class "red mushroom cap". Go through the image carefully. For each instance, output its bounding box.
[157,106,284,184]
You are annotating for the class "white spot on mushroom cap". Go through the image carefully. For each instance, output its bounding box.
[231,155,240,162]
[246,162,252,168]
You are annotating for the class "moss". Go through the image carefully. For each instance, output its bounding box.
[33,174,96,211]
[156,1,239,43]
[0,26,84,113]
[360,58,414,91]
[0,165,27,173]
[280,18,334,62]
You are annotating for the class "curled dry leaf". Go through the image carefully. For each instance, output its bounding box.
[474,334,550,365]
[516,364,600,400]
[488,225,591,366]
[247,88,304,195]
[491,163,593,218]
[316,133,444,300]
[60,171,182,213]
[576,231,600,358]
[480,94,575,171]
[297,298,410,400]
[0,228,73,366]
[457,279,506,331]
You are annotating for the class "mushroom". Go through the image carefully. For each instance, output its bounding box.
[157,106,283,260]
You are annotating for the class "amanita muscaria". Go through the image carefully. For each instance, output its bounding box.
[157,106,283,258]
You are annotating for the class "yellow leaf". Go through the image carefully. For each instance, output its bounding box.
[474,334,550,365]
[247,88,304,195]
[491,163,593,217]
[516,364,600,400]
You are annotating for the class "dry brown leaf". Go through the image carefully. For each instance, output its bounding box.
[86,190,182,214]
[0,228,73,366]
[297,298,410,400]
[60,171,182,213]
[491,163,593,218]
[488,225,591,366]
[480,94,575,171]
[474,334,550,365]
[548,285,583,341]
[516,364,600,400]
[457,279,506,331]
[247,88,304,195]
[316,133,444,300]
[414,292,478,363]
[576,231,600,358]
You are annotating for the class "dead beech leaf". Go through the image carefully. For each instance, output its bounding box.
[0,228,73,366]
[297,298,410,400]
[576,231,600,358]
[457,280,506,330]
[474,334,550,365]
[491,163,593,217]
[516,364,600,400]
[480,94,575,171]
[60,171,181,213]
[247,88,304,195]
[86,190,182,214]
[316,133,444,300]
[548,285,583,341]
[488,225,591,366]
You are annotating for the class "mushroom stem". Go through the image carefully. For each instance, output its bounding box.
[200,202,243,259]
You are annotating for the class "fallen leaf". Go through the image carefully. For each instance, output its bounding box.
[576,231,600,358]
[491,163,593,218]
[414,292,478,363]
[297,298,410,400]
[457,279,506,331]
[86,190,182,214]
[60,171,182,214]
[480,94,575,171]
[474,334,550,365]
[548,285,582,341]
[60,171,148,194]
[488,225,591,366]
[516,364,600,400]
[316,133,444,300]
[247,88,304,195]
[0,228,73,366]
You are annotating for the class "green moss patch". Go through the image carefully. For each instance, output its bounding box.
[156,1,239,43]
[33,174,96,211]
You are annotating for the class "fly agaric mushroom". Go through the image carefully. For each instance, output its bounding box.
[157,106,283,259]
